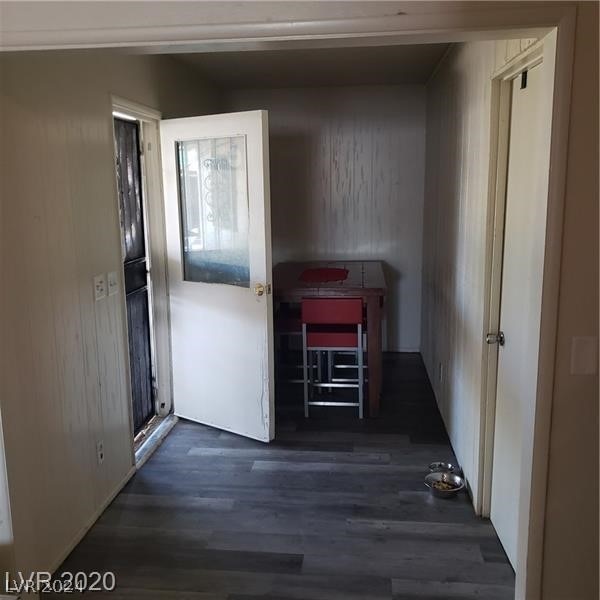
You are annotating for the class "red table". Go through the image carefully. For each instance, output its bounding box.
[273,260,386,416]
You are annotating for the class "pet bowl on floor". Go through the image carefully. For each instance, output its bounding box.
[428,461,462,475]
[424,471,465,498]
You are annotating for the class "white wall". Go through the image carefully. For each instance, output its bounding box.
[421,41,497,499]
[0,51,217,574]
[1,7,597,596]
[226,86,426,351]
[540,4,598,598]
[422,25,599,600]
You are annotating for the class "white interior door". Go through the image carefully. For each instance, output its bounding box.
[490,62,548,567]
[160,110,274,442]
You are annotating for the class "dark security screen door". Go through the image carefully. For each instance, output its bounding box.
[114,117,155,435]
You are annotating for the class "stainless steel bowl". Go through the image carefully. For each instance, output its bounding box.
[424,471,465,498]
[428,461,462,475]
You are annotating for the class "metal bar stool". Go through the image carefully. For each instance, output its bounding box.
[301,298,364,419]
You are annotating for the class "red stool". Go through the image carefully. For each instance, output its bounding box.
[301,298,365,419]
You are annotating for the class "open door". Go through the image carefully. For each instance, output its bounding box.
[160,110,274,442]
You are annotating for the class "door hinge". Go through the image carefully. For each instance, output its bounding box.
[520,70,528,89]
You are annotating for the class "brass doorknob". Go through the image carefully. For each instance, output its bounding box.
[253,283,271,297]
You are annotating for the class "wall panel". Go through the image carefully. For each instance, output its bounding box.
[226,86,426,351]
[0,51,217,574]
[540,4,599,597]
[421,41,497,501]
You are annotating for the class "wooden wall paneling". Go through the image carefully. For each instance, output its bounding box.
[63,107,108,514]
[372,111,396,349]
[421,42,497,506]
[73,100,113,506]
[2,106,49,572]
[225,86,426,352]
[37,110,95,567]
[29,108,74,568]
[0,52,219,574]
[353,107,374,285]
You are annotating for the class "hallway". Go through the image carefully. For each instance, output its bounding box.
[56,354,514,599]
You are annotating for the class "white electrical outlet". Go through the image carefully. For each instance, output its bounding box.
[94,274,107,301]
[107,271,119,296]
[96,440,104,465]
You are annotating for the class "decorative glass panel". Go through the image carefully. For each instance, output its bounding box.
[176,136,250,287]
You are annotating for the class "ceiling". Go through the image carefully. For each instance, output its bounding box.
[173,43,450,89]
[0,2,532,36]
[0,2,548,54]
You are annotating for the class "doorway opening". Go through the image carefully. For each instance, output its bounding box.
[111,98,176,463]
[134,33,557,589]
[2,4,585,597]
[107,26,564,600]
[481,36,556,573]
[113,114,156,440]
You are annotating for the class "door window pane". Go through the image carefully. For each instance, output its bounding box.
[176,136,250,287]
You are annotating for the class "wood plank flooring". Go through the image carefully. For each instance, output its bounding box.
[55,353,514,599]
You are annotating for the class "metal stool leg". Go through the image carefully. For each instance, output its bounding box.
[302,324,309,418]
[358,323,364,419]
[317,351,323,394]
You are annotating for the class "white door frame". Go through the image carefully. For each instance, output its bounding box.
[8,5,577,599]
[481,41,548,514]
[479,33,557,592]
[107,12,575,598]
[111,96,174,445]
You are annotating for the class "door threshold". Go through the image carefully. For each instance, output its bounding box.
[134,414,163,452]
[134,414,178,469]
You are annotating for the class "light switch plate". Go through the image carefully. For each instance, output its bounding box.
[94,274,107,301]
[107,271,119,296]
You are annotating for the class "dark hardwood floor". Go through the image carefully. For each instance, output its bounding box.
[56,353,514,599]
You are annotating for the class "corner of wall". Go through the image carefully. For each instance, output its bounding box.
[0,401,14,576]
[420,40,497,507]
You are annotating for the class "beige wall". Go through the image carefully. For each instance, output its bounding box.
[0,51,217,574]
[540,3,599,598]
[0,3,597,596]
[421,40,497,500]
[226,85,426,351]
[422,10,599,599]
[421,35,550,507]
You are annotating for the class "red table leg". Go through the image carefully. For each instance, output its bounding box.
[366,295,383,416]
